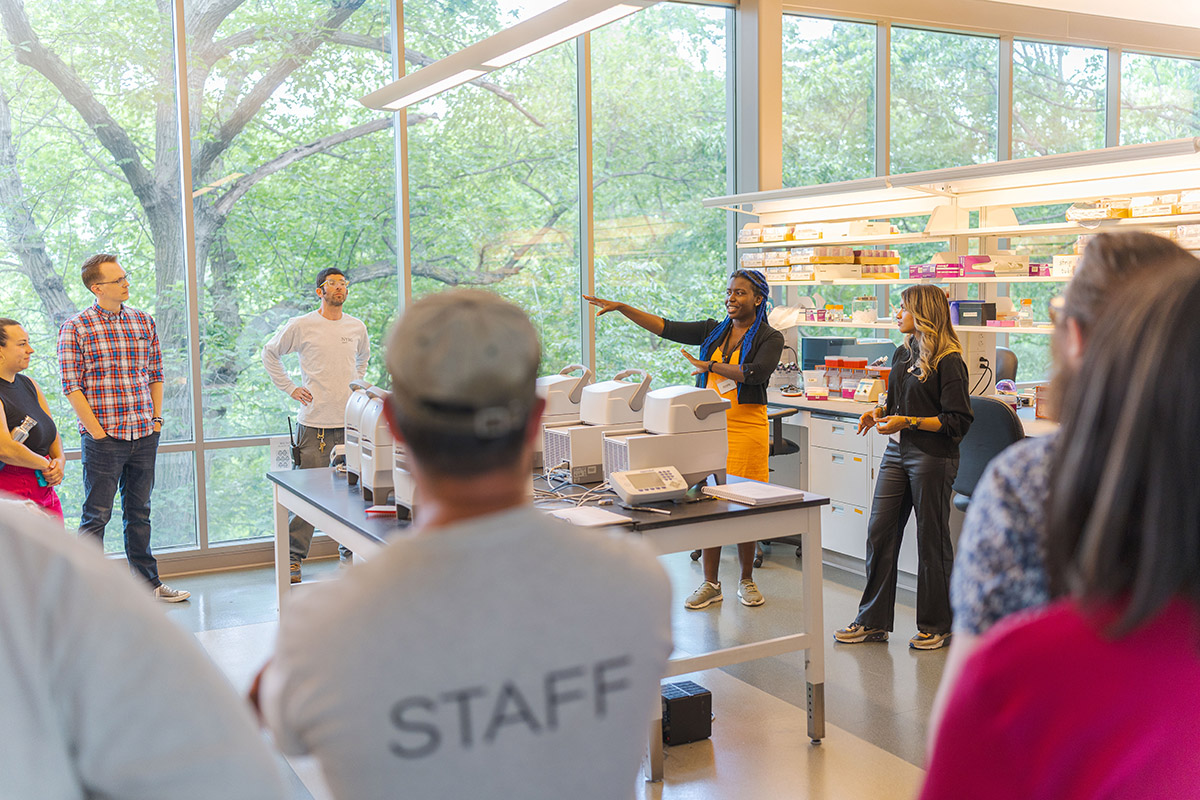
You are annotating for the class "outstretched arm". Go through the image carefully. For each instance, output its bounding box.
[583,295,665,336]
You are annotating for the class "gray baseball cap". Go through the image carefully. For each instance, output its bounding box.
[386,289,541,438]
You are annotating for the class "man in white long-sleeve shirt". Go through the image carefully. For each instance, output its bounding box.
[262,267,369,582]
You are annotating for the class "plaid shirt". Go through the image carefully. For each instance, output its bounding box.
[58,303,163,440]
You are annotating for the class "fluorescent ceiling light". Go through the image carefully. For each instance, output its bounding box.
[481,5,642,68]
[360,0,658,112]
[381,70,486,111]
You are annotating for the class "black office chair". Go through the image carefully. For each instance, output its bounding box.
[995,346,1018,384]
[951,395,1025,512]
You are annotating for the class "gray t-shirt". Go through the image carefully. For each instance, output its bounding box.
[261,505,673,800]
[0,496,287,800]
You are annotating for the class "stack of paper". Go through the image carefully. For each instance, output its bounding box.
[702,481,805,506]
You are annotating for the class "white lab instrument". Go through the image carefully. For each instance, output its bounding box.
[343,379,373,486]
[543,369,651,484]
[610,465,689,504]
[602,386,731,488]
[392,443,417,516]
[358,387,395,503]
[532,364,594,471]
[853,378,886,403]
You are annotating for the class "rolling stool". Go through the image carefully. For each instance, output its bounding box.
[689,406,801,566]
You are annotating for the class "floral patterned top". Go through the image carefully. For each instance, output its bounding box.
[951,433,1057,635]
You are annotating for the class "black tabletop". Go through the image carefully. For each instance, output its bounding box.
[268,468,829,543]
[267,468,409,543]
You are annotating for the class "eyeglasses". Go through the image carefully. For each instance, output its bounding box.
[93,275,131,287]
[320,280,349,289]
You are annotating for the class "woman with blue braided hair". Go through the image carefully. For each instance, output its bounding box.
[584,270,783,610]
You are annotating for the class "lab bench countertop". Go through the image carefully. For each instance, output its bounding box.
[766,388,1059,438]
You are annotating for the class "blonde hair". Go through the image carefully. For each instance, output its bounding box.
[901,284,962,381]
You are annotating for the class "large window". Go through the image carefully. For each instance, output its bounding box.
[1013,41,1106,158]
[891,27,999,174]
[1122,52,1200,144]
[591,3,729,387]
[0,0,197,550]
[782,15,875,187]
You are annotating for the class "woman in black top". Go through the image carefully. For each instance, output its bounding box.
[834,285,973,650]
[0,319,65,519]
[584,270,784,610]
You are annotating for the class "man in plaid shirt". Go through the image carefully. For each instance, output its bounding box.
[57,254,189,602]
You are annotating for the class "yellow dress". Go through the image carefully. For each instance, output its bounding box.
[707,345,769,481]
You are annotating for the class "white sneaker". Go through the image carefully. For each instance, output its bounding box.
[154,583,190,603]
[737,578,765,607]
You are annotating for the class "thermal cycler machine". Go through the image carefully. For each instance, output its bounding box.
[542,369,650,484]
[358,387,395,504]
[532,364,593,471]
[343,379,373,486]
[602,386,731,487]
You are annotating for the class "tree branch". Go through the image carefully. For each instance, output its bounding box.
[0,89,76,327]
[0,0,155,201]
[213,115,407,215]
[192,0,369,180]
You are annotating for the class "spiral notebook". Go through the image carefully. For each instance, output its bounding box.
[701,481,805,506]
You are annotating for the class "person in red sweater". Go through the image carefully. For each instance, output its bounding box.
[921,263,1200,800]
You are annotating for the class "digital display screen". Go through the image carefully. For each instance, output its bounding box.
[627,472,665,490]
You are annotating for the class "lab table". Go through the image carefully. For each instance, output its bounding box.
[267,467,830,783]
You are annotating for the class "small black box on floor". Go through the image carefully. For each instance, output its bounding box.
[661,681,712,745]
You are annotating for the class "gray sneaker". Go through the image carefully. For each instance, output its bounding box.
[684,581,722,610]
[154,583,190,603]
[737,578,765,607]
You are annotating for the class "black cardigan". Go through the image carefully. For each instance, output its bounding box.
[660,318,784,406]
[883,343,974,458]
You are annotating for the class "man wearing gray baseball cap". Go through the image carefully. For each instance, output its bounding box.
[257,290,673,800]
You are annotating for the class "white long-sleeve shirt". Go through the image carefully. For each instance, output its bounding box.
[261,310,370,428]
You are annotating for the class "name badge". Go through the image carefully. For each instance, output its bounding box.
[716,378,737,395]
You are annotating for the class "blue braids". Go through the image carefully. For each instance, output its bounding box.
[694,269,772,393]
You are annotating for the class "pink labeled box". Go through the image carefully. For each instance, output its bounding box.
[1028,263,1052,277]
[959,255,994,277]
[935,265,965,278]
[909,264,936,279]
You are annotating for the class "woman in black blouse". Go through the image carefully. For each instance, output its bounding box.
[835,285,973,650]
[0,319,65,519]
[584,270,784,610]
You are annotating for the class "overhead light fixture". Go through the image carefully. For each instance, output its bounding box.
[360,0,657,112]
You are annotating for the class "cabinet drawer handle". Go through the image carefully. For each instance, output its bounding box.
[831,425,846,435]
[831,504,845,515]
[831,453,844,464]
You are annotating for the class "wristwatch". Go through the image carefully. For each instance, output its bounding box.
[152,416,164,426]
[908,416,921,431]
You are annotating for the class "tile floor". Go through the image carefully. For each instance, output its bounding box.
[168,545,941,799]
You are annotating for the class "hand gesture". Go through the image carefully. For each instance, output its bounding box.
[582,294,622,316]
[873,415,909,435]
[680,348,708,376]
[42,456,65,486]
[291,387,313,406]
[857,409,881,435]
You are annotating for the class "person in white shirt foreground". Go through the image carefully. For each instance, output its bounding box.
[254,289,673,800]
[0,494,287,800]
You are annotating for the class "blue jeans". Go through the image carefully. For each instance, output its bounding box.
[79,431,161,586]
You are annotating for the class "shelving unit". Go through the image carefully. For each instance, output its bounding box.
[708,138,1200,392]
[713,139,1200,574]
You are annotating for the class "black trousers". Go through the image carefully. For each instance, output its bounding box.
[854,439,958,634]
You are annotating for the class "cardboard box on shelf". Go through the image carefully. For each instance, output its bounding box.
[1052,254,1079,276]
[761,226,789,243]
[737,224,763,244]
